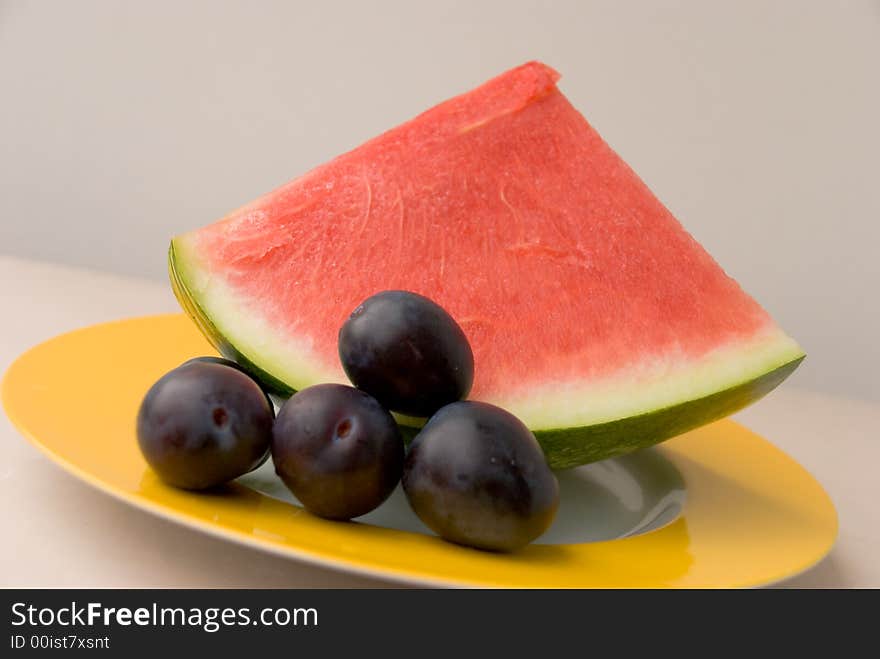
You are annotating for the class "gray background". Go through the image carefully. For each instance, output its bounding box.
[1,0,878,401]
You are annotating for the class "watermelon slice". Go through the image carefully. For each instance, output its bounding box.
[169,61,804,468]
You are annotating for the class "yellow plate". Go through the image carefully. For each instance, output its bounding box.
[2,315,836,588]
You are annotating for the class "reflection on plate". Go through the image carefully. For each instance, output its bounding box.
[1,314,837,588]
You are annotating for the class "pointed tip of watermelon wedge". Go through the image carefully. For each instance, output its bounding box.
[492,60,562,93]
[169,237,804,469]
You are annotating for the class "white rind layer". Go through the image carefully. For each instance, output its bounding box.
[497,329,802,430]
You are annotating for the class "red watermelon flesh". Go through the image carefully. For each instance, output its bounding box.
[170,61,803,467]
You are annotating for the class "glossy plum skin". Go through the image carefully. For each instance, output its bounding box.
[181,356,275,413]
[272,383,404,520]
[402,401,559,552]
[136,362,274,490]
[338,290,474,418]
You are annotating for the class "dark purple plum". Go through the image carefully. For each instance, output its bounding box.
[272,383,404,520]
[136,361,273,490]
[338,290,474,418]
[402,401,559,552]
[181,355,275,414]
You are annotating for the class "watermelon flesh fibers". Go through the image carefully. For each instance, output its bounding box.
[170,61,804,468]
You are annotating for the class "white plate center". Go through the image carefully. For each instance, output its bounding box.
[238,447,685,545]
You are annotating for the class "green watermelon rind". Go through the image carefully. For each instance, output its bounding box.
[169,240,803,469]
[532,355,802,468]
[169,241,297,398]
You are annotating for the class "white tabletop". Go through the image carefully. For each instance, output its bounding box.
[1,255,876,588]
